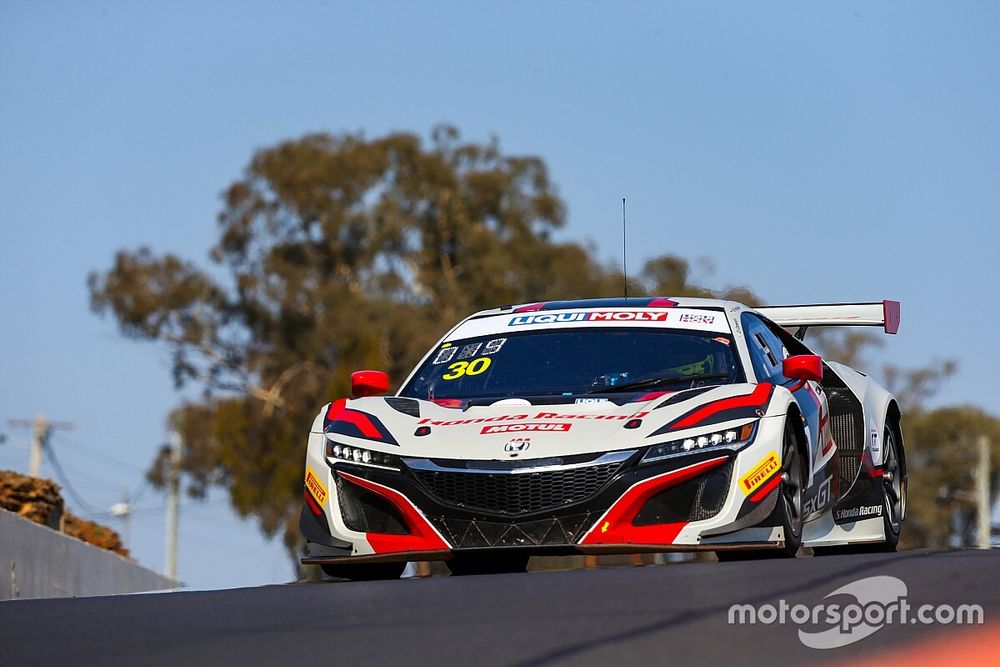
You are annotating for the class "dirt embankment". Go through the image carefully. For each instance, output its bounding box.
[0,470,129,558]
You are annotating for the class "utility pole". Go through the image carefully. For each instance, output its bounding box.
[165,431,183,580]
[7,412,73,478]
[975,435,992,549]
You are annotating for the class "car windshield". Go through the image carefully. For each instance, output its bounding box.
[400,328,745,400]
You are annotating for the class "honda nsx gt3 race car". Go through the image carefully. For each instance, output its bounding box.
[300,297,906,579]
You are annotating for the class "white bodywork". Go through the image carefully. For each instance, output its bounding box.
[302,297,902,559]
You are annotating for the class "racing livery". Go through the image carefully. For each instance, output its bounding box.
[300,297,906,579]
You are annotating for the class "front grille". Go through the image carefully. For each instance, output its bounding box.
[409,462,623,516]
[430,513,599,548]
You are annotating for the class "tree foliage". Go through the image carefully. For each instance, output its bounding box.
[900,406,1000,549]
[89,126,759,562]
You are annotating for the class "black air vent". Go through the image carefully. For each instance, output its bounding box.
[384,397,420,418]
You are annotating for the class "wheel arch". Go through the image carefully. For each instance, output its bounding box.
[784,400,809,461]
[885,399,907,479]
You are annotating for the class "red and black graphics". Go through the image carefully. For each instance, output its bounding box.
[653,386,716,409]
[337,471,449,553]
[648,383,774,436]
[579,456,730,546]
[789,381,835,459]
[299,489,340,548]
[324,399,399,446]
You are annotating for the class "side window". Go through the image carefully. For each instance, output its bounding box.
[741,313,789,383]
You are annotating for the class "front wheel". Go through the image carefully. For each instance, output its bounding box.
[717,420,804,561]
[321,562,406,581]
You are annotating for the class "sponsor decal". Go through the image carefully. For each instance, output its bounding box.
[483,422,571,434]
[433,338,506,364]
[509,311,670,326]
[869,420,881,463]
[503,437,531,453]
[740,450,780,495]
[834,504,883,524]
[419,410,649,427]
[575,397,611,404]
[678,313,715,325]
[803,475,832,515]
[305,467,328,506]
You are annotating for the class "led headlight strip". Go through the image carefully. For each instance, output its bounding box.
[642,421,757,464]
[325,440,400,470]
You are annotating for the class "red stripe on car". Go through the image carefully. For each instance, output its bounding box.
[337,471,450,553]
[580,456,729,546]
[749,473,782,503]
[326,401,384,440]
[671,383,773,430]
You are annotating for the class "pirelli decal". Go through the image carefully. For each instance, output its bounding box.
[305,466,328,506]
[740,451,780,496]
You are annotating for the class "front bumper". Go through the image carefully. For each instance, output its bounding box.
[301,420,788,564]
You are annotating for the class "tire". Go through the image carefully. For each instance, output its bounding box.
[321,562,406,581]
[717,420,805,561]
[878,423,906,550]
[815,422,906,556]
[446,553,530,576]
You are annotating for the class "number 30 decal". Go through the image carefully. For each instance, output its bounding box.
[442,357,492,380]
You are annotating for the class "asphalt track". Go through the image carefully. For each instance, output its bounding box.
[2,550,999,666]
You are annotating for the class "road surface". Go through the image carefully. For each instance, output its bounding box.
[2,550,999,666]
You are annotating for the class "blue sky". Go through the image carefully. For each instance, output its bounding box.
[1,2,998,589]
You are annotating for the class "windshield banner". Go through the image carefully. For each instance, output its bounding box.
[450,308,731,339]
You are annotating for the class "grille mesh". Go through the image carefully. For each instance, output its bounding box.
[827,387,863,485]
[632,459,733,525]
[410,462,623,516]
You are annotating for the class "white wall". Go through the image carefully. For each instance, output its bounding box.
[0,509,177,600]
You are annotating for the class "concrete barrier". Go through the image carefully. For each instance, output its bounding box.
[0,509,177,600]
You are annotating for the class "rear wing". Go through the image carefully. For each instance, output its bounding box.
[757,300,900,339]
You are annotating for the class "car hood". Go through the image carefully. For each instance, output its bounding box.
[317,382,778,461]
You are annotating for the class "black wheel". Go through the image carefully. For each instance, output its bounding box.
[321,562,406,581]
[813,420,906,556]
[717,420,804,561]
[446,553,530,576]
[878,424,905,550]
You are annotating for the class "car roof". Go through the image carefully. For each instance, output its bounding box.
[466,296,751,320]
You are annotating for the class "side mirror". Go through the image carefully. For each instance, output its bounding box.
[782,355,823,382]
[351,370,389,398]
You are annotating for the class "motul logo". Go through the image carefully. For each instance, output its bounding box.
[481,422,572,434]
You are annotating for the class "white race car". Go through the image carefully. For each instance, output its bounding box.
[300,297,906,579]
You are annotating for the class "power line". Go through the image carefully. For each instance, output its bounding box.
[44,444,104,516]
[51,432,146,475]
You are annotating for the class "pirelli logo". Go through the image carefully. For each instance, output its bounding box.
[740,451,780,495]
[305,467,328,506]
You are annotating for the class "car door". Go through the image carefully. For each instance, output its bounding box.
[741,313,835,515]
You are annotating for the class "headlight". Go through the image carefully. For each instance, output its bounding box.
[642,422,757,464]
[325,440,400,470]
